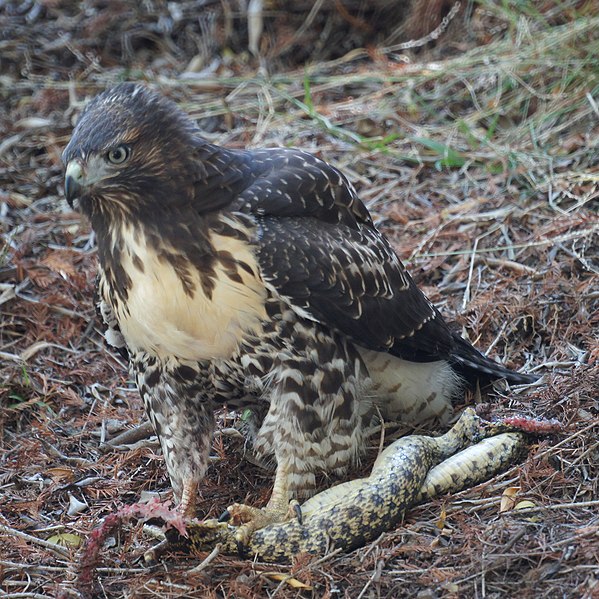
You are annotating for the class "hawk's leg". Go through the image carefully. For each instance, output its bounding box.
[135,355,215,517]
[228,333,370,544]
[179,479,199,518]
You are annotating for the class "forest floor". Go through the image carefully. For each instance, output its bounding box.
[1,1,598,597]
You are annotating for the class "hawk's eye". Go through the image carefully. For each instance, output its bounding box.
[106,145,131,165]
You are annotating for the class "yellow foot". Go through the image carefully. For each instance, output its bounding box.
[223,500,301,548]
[177,479,198,518]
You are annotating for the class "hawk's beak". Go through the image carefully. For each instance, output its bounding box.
[65,159,85,207]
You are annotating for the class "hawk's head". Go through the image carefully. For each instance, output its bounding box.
[62,83,202,221]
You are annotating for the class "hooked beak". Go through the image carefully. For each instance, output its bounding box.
[64,159,85,207]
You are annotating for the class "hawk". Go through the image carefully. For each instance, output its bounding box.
[63,83,537,530]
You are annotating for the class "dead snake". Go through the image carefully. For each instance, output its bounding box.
[171,408,534,562]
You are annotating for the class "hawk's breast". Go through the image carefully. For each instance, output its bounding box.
[111,223,267,361]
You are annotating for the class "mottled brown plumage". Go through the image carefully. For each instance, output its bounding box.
[62,83,537,525]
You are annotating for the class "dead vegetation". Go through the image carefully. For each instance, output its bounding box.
[1,1,598,597]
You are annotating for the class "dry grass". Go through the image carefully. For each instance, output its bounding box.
[1,1,598,597]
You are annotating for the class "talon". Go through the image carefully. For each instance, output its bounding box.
[290,500,302,525]
[233,520,251,557]
[236,539,249,558]
[218,509,231,522]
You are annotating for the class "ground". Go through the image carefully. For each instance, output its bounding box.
[0,1,598,598]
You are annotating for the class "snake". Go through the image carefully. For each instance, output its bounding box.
[158,408,539,563]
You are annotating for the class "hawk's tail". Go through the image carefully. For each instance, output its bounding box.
[450,333,539,386]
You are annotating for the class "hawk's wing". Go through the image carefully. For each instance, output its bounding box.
[232,148,453,362]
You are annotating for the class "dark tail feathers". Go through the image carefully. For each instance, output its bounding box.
[450,333,539,386]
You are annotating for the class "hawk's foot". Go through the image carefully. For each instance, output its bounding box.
[224,500,301,548]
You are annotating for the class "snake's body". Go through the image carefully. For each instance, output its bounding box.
[182,409,527,562]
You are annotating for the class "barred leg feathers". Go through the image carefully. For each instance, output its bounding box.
[134,354,215,508]
[253,338,371,499]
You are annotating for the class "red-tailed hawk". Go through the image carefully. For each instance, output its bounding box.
[62,83,537,530]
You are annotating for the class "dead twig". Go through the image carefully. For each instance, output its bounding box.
[0,524,71,559]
